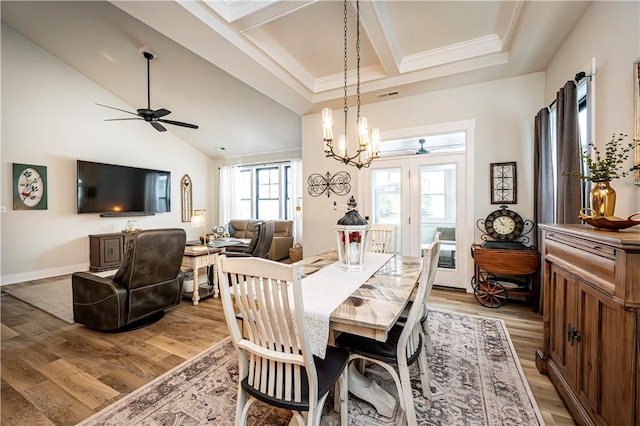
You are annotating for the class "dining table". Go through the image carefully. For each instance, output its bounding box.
[295,250,424,418]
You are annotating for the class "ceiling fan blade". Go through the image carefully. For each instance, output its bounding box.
[158,119,198,129]
[151,108,171,118]
[151,122,167,132]
[104,118,143,121]
[96,103,138,116]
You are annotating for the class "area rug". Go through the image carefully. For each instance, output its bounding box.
[78,310,544,425]
[3,277,74,324]
[2,270,116,324]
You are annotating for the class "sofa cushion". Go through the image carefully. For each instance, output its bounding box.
[273,220,293,237]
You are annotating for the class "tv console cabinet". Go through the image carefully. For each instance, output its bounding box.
[536,224,640,426]
[88,232,131,272]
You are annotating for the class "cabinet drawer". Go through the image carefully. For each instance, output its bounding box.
[545,238,615,294]
[546,232,616,259]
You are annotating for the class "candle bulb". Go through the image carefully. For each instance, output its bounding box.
[322,108,333,146]
[358,117,369,149]
[338,134,346,158]
[371,128,380,157]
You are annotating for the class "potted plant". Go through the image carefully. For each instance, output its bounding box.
[564,133,639,216]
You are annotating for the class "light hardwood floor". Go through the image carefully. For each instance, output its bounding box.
[1,281,575,425]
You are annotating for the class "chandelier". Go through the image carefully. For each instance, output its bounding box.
[321,0,379,169]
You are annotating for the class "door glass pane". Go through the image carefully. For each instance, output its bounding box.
[420,164,456,269]
[371,168,401,253]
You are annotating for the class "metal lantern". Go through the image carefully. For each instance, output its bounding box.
[335,196,370,271]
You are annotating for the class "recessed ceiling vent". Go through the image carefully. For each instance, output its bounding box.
[377,91,399,98]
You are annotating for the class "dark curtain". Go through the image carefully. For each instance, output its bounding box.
[534,107,553,242]
[533,107,552,313]
[555,81,582,224]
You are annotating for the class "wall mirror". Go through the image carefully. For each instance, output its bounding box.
[181,174,193,222]
[634,58,640,185]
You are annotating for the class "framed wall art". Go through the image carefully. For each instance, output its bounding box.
[634,57,640,186]
[490,161,517,204]
[13,163,48,210]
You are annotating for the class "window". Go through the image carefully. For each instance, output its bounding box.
[257,167,279,219]
[547,78,590,221]
[237,163,293,220]
[420,165,456,223]
[577,80,590,208]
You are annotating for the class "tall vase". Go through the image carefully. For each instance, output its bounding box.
[590,181,616,217]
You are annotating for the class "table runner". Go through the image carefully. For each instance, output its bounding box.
[301,253,393,358]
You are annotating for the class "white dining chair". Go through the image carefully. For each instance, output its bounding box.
[216,255,350,426]
[368,224,397,254]
[336,241,440,425]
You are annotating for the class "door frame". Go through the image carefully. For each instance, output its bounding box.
[358,120,475,291]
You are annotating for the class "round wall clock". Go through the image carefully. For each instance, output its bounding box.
[484,205,524,241]
[13,163,48,210]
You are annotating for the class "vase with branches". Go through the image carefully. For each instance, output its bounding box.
[564,133,640,217]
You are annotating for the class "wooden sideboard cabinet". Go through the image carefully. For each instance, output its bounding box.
[536,224,640,426]
[89,232,128,272]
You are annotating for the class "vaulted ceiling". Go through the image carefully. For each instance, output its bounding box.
[1,1,591,159]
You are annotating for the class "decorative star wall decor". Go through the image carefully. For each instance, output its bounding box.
[307,171,351,198]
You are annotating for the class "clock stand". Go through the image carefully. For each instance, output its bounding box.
[472,205,540,310]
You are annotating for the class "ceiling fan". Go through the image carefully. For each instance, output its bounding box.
[97,51,198,132]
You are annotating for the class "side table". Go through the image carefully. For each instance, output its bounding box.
[182,247,223,305]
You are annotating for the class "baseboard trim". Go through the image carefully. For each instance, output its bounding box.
[1,263,90,286]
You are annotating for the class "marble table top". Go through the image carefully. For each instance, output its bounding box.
[295,251,423,342]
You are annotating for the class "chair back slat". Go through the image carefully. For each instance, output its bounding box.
[398,241,440,359]
[368,224,397,254]
[217,256,317,405]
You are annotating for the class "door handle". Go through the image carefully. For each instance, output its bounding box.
[567,323,572,342]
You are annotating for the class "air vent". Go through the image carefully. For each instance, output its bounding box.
[377,91,399,98]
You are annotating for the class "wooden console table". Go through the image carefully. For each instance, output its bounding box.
[536,224,640,425]
[88,232,131,272]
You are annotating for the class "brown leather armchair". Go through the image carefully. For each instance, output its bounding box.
[72,228,186,331]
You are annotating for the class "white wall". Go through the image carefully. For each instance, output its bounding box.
[302,72,545,265]
[545,1,640,215]
[0,24,216,284]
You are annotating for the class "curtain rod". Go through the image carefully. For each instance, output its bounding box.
[217,160,291,170]
[236,160,291,168]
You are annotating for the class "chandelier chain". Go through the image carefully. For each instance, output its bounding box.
[356,0,361,120]
[343,0,349,136]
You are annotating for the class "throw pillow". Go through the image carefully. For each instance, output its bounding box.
[245,222,262,254]
[228,222,237,237]
[212,225,227,238]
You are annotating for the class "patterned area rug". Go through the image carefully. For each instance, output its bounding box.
[79,310,544,425]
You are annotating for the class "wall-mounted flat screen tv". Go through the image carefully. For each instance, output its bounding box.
[77,160,171,216]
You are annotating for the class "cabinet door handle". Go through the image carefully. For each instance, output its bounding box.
[567,326,581,346]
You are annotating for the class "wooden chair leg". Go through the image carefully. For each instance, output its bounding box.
[398,362,417,426]
[417,350,431,399]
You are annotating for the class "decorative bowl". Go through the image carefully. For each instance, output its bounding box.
[578,209,640,231]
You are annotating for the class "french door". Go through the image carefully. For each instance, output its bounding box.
[362,153,471,289]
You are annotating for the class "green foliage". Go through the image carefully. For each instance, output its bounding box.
[564,133,639,183]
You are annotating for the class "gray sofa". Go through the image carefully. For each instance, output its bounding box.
[223,219,294,261]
